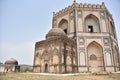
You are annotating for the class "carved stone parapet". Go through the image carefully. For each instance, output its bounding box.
[53,3,107,17]
[92,4,96,8]
[83,3,88,8]
[96,4,100,9]
[88,4,92,8]
[79,3,83,8]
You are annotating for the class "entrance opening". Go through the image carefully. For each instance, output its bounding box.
[88,25,93,32]
[45,64,48,72]
[64,29,67,34]
[6,69,8,72]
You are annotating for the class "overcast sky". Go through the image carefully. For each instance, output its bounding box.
[0,0,120,65]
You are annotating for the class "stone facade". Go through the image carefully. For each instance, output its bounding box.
[0,58,20,72]
[33,1,120,73]
[33,28,77,73]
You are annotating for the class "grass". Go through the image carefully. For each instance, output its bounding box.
[0,73,120,80]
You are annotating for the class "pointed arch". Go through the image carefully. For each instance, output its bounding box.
[42,50,49,61]
[87,41,103,57]
[35,52,40,65]
[109,21,115,38]
[90,54,97,60]
[42,50,48,56]
[87,41,102,49]
[106,52,112,66]
[53,55,59,64]
[80,52,86,66]
[52,47,59,64]
[85,14,100,33]
[53,48,59,55]
[67,56,71,65]
[58,19,68,34]
[114,46,119,67]
[45,63,48,72]
[87,41,104,72]
[47,46,53,53]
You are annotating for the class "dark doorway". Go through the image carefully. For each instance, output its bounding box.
[45,64,48,72]
[88,25,93,32]
[6,68,8,72]
[64,29,67,34]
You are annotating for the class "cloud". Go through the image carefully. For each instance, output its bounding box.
[0,42,34,65]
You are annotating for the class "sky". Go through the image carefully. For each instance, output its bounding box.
[0,0,120,65]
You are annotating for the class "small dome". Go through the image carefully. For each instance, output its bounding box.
[46,28,67,39]
[5,58,18,65]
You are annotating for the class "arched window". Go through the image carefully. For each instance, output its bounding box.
[85,14,100,33]
[58,19,68,34]
[90,54,97,60]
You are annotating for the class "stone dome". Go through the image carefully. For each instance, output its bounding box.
[46,28,67,39]
[5,58,18,65]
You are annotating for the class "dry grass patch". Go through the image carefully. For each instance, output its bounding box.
[0,73,120,80]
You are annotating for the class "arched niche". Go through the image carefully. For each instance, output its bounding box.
[114,46,119,67]
[53,55,59,64]
[87,41,104,71]
[67,56,71,65]
[80,52,86,66]
[58,19,68,34]
[35,52,40,65]
[90,54,97,60]
[106,52,112,66]
[87,41,103,57]
[85,14,100,33]
[42,50,49,61]
[53,48,58,55]
[109,21,115,38]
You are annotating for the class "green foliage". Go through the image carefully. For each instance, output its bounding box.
[0,62,3,65]
[20,64,33,72]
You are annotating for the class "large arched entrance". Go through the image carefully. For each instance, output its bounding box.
[87,41,104,72]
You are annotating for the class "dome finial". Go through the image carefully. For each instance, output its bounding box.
[73,0,76,3]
